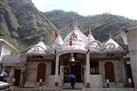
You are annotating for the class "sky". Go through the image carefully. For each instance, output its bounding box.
[32,0,137,20]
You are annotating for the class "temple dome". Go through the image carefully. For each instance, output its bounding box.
[87,30,100,51]
[50,35,64,53]
[104,38,124,52]
[61,27,88,53]
[27,41,47,54]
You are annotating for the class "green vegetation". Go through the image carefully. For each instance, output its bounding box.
[0,0,57,51]
[45,10,137,41]
[0,1,137,52]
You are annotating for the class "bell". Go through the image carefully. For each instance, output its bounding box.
[69,53,75,62]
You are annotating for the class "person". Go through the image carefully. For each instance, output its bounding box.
[19,70,26,88]
[68,74,76,89]
[39,79,44,91]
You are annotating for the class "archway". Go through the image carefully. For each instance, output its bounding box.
[37,63,46,82]
[105,62,115,82]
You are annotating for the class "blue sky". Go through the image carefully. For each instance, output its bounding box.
[32,0,137,20]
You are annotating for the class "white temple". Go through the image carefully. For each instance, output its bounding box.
[0,23,135,89]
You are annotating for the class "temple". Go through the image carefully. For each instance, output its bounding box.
[0,23,135,89]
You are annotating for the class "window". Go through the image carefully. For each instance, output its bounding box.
[51,62,55,75]
[90,61,99,74]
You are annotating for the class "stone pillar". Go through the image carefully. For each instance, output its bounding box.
[85,51,90,88]
[55,54,59,87]
[8,67,14,82]
[60,65,64,87]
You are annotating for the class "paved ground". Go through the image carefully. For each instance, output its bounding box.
[10,87,137,91]
[11,87,82,91]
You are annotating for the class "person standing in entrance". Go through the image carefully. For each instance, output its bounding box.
[68,74,76,89]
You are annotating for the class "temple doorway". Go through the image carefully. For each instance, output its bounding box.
[37,63,46,82]
[71,62,82,82]
[105,62,115,82]
[64,62,82,82]
[14,69,21,86]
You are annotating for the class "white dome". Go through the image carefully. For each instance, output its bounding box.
[62,27,88,52]
[87,32,100,51]
[27,41,47,54]
[50,35,64,53]
[104,38,124,52]
[54,35,64,46]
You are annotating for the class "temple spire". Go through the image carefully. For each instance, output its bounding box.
[40,36,43,41]
[73,21,78,30]
[88,29,91,35]
[69,21,79,30]
[109,33,112,39]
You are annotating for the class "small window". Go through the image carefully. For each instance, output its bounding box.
[90,61,99,74]
[51,62,55,75]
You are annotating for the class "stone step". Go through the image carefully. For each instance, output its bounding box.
[63,83,84,89]
[62,88,82,91]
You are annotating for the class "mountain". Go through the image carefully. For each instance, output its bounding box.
[1,0,137,52]
[45,10,137,42]
[0,0,57,51]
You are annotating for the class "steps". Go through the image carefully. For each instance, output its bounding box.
[62,88,82,91]
[63,83,84,89]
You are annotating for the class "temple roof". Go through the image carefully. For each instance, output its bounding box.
[62,27,87,52]
[87,30,99,51]
[50,35,64,53]
[0,39,18,53]
[27,41,47,54]
[54,35,64,46]
[104,38,124,52]
[26,22,124,54]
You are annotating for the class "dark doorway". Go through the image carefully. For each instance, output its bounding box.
[37,63,46,82]
[14,70,21,86]
[71,62,81,82]
[105,62,115,82]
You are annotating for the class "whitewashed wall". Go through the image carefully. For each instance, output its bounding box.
[126,28,137,88]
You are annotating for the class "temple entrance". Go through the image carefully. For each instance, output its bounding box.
[64,62,82,82]
[37,63,46,82]
[71,62,82,82]
[105,62,115,82]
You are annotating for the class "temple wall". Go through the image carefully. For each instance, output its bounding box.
[99,60,126,87]
[25,62,51,87]
[90,75,103,88]
[126,28,137,88]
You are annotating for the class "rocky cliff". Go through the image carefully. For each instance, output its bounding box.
[0,0,57,50]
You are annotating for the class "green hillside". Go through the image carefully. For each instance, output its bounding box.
[45,10,137,42]
[0,0,57,51]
